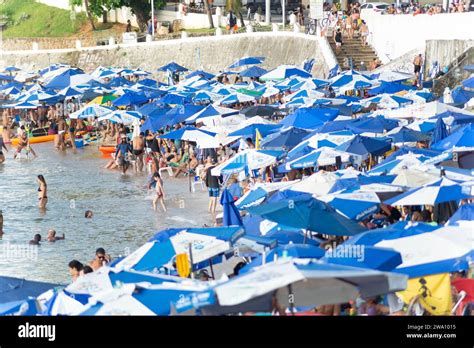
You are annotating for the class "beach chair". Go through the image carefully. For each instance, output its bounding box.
[191,165,206,192]
[159,166,174,177]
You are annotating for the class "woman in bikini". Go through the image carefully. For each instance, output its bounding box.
[37,175,48,209]
[152,172,167,212]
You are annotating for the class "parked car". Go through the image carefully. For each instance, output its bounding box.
[360,2,390,14]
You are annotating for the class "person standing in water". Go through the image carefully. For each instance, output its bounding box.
[132,132,145,172]
[152,172,167,212]
[0,134,8,164]
[47,229,65,242]
[14,133,37,159]
[115,135,133,175]
[37,175,48,209]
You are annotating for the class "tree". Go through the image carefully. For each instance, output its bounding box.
[202,0,214,29]
[121,0,166,32]
[71,0,166,32]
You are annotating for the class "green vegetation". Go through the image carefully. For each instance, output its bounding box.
[0,0,87,38]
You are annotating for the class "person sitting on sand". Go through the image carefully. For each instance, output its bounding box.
[29,234,42,245]
[89,247,111,271]
[68,260,84,282]
[47,229,65,242]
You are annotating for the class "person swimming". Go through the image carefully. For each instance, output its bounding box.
[47,229,65,242]
[0,210,4,239]
[37,175,48,209]
[85,210,93,218]
[29,234,41,245]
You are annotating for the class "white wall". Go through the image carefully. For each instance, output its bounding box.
[362,12,474,63]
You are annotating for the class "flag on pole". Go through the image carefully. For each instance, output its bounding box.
[255,129,263,150]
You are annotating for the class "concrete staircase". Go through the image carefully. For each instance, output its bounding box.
[328,36,379,71]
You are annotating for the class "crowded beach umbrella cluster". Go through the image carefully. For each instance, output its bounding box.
[1,57,474,316]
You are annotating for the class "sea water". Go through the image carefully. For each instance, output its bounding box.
[0,143,213,284]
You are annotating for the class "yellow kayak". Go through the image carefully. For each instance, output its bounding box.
[10,135,55,146]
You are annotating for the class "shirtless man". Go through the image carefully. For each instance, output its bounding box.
[89,248,111,271]
[132,132,146,172]
[413,54,423,86]
[46,229,65,242]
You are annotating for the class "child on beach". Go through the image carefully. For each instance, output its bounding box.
[152,172,167,212]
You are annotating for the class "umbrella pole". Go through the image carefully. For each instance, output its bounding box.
[303,230,307,245]
[209,258,216,279]
[187,144,192,193]
[188,243,195,279]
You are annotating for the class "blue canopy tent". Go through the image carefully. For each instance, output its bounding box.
[113,92,149,107]
[107,76,134,87]
[247,192,366,236]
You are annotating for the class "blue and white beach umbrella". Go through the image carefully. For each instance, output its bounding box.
[286,147,351,170]
[159,126,217,144]
[113,227,245,273]
[361,94,414,109]
[431,123,474,152]
[80,282,209,316]
[228,56,265,69]
[219,92,255,105]
[319,191,381,221]
[385,177,472,206]
[211,149,284,176]
[247,192,366,236]
[98,110,142,125]
[69,105,115,119]
[345,222,474,278]
[186,104,239,124]
[175,259,407,314]
[260,65,312,81]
